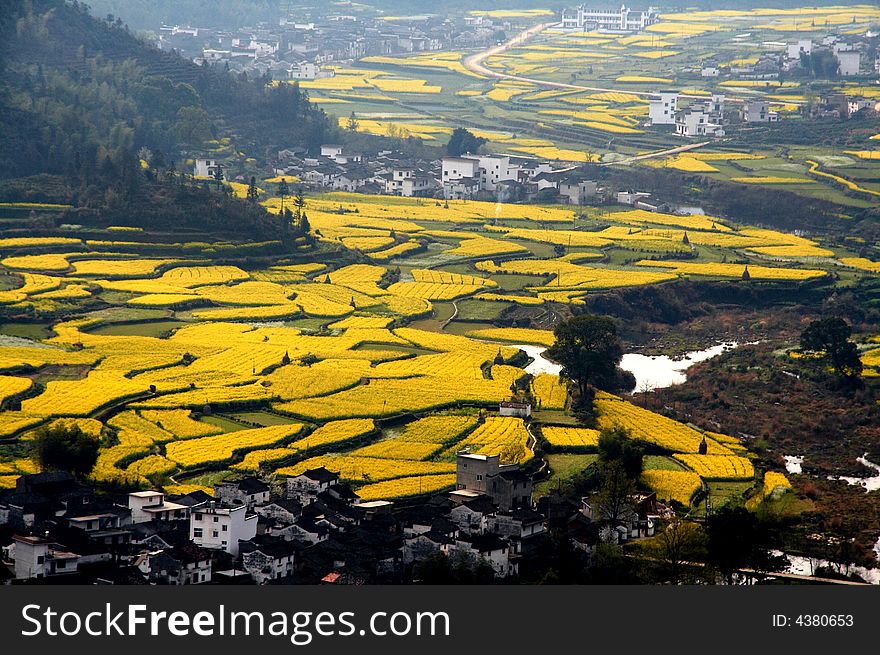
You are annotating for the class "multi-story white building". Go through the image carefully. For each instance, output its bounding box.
[128,491,190,524]
[193,157,223,179]
[648,91,679,126]
[836,50,861,77]
[441,155,522,198]
[743,100,778,123]
[561,4,659,32]
[675,107,725,137]
[441,156,481,199]
[471,154,521,192]
[12,535,80,580]
[287,62,321,80]
[786,39,812,60]
[385,168,436,197]
[190,502,257,556]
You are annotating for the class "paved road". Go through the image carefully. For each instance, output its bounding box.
[462,22,779,106]
[462,22,709,102]
[604,140,713,166]
[461,24,740,165]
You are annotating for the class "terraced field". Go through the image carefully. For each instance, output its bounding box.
[1,150,870,504]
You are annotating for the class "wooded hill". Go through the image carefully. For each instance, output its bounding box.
[0,0,335,237]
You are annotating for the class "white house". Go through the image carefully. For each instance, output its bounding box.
[558,179,598,205]
[241,540,296,584]
[561,4,659,32]
[786,39,812,60]
[286,467,340,504]
[386,168,435,197]
[471,154,520,192]
[193,157,223,179]
[449,534,518,578]
[128,491,190,524]
[499,400,531,418]
[743,100,778,123]
[701,66,719,78]
[320,144,362,164]
[190,502,257,556]
[649,91,678,126]
[675,96,725,138]
[12,535,80,580]
[441,156,481,199]
[836,50,861,77]
[214,478,270,510]
[288,62,321,80]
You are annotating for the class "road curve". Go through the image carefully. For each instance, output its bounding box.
[462,22,756,104]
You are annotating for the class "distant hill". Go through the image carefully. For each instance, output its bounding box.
[0,0,335,238]
[0,0,333,180]
[81,0,872,32]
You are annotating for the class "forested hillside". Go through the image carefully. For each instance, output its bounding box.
[0,0,334,237]
[0,0,332,179]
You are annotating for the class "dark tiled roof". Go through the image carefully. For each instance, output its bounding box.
[300,467,339,483]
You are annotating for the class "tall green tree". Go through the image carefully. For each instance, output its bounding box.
[277,178,289,214]
[246,176,258,202]
[545,314,632,405]
[446,128,487,157]
[598,426,644,479]
[594,460,635,528]
[32,423,100,479]
[800,317,862,379]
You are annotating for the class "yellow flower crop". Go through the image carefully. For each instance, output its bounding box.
[746,471,792,509]
[0,237,81,249]
[465,327,555,347]
[0,375,32,403]
[731,177,812,184]
[454,416,532,464]
[641,470,702,505]
[287,418,375,453]
[165,424,303,468]
[444,237,529,258]
[806,160,880,198]
[542,425,599,450]
[163,484,214,497]
[636,260,828,281]
[0,413,44,438]
[474,293,544,306]
[127,455,177,478]
[138,410,223,439]
[595,392,733,455]
[840,257,880,273]
[396,415,478,445]
[749,245,834,258]
[356,474,457,501]
[673,454,755,480]
[531,374,567,410]
[367,242,422,261]
[387,281,489,300]
[275,455,455,482]
[72,259,186,278]
[22,371,149,417]
[349,440,443,460]
[2,253,73,271]
[603,209,731,232]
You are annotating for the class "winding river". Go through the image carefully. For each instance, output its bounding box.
[516,342,740,392]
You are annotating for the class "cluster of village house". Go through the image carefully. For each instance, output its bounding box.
[155,12,507,78]
[650,34,880,137]
[197,147,691,211]
[0,412,671,584]
[197,148,625,205]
